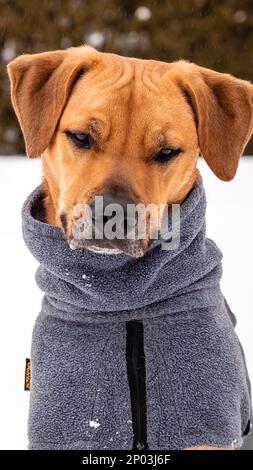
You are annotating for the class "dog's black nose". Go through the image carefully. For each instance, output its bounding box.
[89,193,137,236]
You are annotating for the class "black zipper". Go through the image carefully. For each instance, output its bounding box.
[126,321,148,450]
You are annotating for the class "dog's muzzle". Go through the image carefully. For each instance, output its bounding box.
[69,193,147,257]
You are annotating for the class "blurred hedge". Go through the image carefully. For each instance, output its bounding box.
[1,0,253,155]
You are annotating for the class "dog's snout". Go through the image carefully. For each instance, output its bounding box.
[89,193,138,234]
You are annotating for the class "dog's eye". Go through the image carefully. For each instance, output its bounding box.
[155,148,181,164]
[67,132,93,149]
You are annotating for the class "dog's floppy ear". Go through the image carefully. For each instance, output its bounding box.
[7,46,97,158]
[172,61,253,181]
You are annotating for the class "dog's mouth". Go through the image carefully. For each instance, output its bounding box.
[60,195,172,258]
[62,199,153,258]
[68,236,147,258]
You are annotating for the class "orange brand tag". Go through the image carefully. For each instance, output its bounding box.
[24,358,31,391]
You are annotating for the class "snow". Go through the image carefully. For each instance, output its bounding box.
[89,420,101,429]
[135,6,152,22]
[0,155,252,450]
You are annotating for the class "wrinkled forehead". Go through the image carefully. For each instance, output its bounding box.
[60,56,194,144]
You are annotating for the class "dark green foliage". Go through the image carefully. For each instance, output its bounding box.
[1,0,253,154]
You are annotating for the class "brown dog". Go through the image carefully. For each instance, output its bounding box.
[8,45,253,449]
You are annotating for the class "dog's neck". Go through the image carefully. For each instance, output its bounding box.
[41,177,58,226]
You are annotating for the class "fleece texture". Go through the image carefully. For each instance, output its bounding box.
[22,176,252,450]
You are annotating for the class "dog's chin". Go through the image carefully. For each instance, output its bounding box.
[86,245,123,255]
[68,237,146,258]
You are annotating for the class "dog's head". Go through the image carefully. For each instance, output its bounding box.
[8,46,253,256]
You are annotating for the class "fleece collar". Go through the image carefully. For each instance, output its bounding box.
[22,176,223,323]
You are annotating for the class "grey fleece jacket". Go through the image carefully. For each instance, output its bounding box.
[22,176,252,450]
